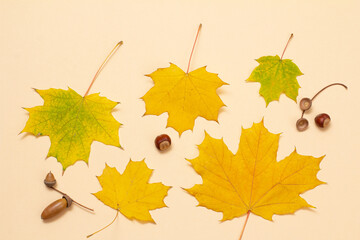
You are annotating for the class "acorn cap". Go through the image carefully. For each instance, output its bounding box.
[63,195,72,207]
[299,98,312,111]
[296,118,309,131]
[44,172,56,187]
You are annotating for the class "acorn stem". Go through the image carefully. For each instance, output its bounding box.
[186,24,202,74]
[84,41,123,97]
[51,187,94,212]
[301,110,305,118]
[311,83,348,101]
[280,33,293,60]
[87,209,119,238]
[239,211,251,240]
[51,186,66,195]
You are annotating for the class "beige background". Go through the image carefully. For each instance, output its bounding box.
[1,0,360,239]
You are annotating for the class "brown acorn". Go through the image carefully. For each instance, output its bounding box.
[41,195,72,220]
[44,171,56,188]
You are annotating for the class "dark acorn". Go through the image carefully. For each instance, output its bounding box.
[315,113,331,128]
[155,134,171,151]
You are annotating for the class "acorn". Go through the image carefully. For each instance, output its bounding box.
[41,195,72,220]
[296,118,309,131]
[44,171,56,188]
[155,134,171,151]
[315,113,331,128]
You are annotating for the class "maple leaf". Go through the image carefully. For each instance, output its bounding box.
[142,63,227,135]
[246,34,303,106]
[21,88,121,170]
[141,24,228,135]
[93,160,171,223]
[246,55,303,105]
[186,120,324,222]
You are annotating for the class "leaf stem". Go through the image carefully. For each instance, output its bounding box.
[51,187,94,212]
[239,211,251,240]
[280,33,293,60]
[186,24,202,74]
[87,209,119,238]
[84,41,123,97]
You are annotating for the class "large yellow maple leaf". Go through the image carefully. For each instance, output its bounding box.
[21,88,121,171]
[186,121,324,221]
[93,160,171,223]
[142,63,228,135]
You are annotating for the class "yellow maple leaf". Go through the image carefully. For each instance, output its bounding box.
[186,121,325,222]
[93,160,171,223]
[142,63,228,135]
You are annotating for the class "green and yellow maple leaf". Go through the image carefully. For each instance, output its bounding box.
[21,88,121,171]
[93,160,171,222]
[246,55,303,106]
[186,120,324,221]
[142,63,228,135]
